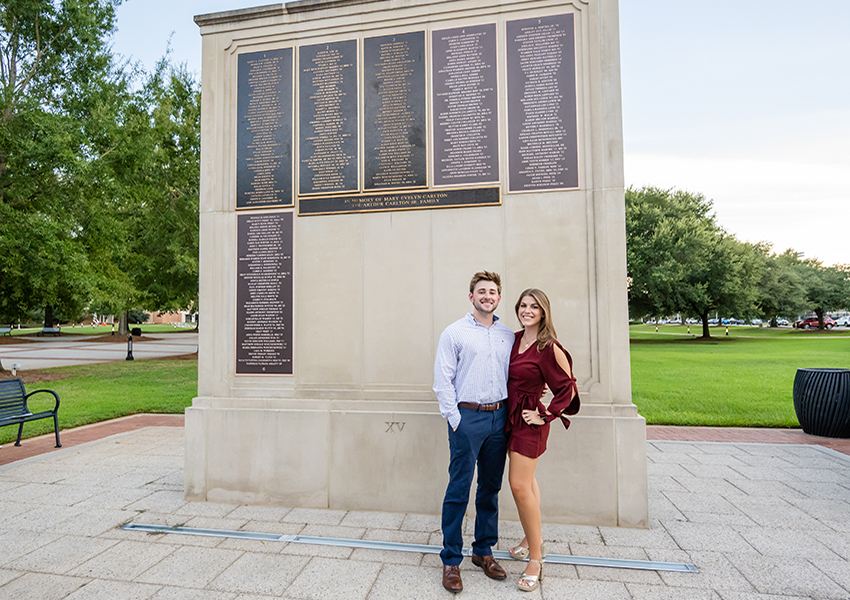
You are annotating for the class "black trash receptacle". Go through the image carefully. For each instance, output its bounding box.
[793,368,850,438]
[131,327,142,337]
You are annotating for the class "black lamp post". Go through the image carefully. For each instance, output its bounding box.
[126,334,134,361]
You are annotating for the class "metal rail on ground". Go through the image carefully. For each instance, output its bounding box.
[122,523,699,573]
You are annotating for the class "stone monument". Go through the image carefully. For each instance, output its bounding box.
[188,0,647,527]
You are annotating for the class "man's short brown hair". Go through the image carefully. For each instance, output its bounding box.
[469,271,502,294]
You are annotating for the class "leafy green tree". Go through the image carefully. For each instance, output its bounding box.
[625,186,717,320]
[0,0,129,326]
[677,234,764,338]
[120,60,200,317]
[799,260,850,329]
[757,248,808,326]
[625,186,764,338]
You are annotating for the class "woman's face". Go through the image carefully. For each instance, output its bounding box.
[517,295,543,329]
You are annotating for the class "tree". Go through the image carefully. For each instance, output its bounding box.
[625,186,717,320]
[757,248,808,326]
[799,260,850,329]
[120,60,200,317]
[0,0,130,326]
[625,186,763,338]
[677,234,764,338]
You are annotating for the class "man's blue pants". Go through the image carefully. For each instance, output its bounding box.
[440,404,508,565]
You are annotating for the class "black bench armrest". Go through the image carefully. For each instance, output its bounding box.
[24,389,61,413]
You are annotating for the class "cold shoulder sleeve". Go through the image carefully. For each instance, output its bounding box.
[538,340,580,429]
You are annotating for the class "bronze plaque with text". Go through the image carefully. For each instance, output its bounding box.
[507,14,579,191]
[363,31,427,190]
[431,24,500,187]
[299,40,359,195]
[236,49,294,209]
[235,212,293,375]
[299,187,500,215]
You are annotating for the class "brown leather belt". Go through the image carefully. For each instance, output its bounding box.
[457,401,503,412]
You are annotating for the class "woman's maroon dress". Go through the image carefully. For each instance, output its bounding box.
[506,331,580,458]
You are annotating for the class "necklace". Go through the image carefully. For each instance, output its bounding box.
[521,337,535,351]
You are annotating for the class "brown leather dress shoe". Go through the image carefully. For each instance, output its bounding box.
[471,553,507,580]
[442,564,463,593]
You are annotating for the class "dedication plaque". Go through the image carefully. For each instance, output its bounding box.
[299,40,359,195]
[363,31,427,190]
[236,48,293,209]
[236,212,293,375]
[431,24,500,187]
[507,14,579,191]
[299,186,500,215]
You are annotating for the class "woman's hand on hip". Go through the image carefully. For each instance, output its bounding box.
[521,409,546,426]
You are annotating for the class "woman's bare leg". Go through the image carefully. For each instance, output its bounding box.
[509,451,543,576]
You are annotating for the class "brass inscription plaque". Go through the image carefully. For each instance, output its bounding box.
[507,14,579,191]
[236,49,293,208]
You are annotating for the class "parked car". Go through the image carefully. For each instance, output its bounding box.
[776,318,790,326]
[835,316,850,327]
[794,316,836,330]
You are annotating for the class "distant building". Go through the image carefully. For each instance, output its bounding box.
[148,311,198,325]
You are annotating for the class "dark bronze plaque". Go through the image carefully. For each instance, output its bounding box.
[236,212,293,375]
[299,187,500,215]
[507,14,579,191]
[431,24,500,187]
[299,40,359,195]
[236,49,293,209]
[363,31,427,190]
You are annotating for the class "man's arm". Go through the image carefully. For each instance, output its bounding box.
[433,329,461,429]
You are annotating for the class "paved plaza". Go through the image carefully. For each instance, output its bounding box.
[1,425,849,599]
[0,333,199,370]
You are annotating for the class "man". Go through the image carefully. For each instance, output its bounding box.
[433,271,515,593]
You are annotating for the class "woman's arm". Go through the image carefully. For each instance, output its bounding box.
[539,342,579,423]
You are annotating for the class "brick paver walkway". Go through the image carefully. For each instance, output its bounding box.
[0,414,184,466]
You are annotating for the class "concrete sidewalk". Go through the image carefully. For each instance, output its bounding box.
[0,333,198,370]
[1,426,849,599]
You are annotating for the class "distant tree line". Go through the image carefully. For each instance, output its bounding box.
[0,0,200,333]
[626,186,849,338]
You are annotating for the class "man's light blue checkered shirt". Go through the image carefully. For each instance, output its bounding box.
[433,313,515,429]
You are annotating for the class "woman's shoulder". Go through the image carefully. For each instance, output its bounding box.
[514,330,523,340]
[544,338,570,357]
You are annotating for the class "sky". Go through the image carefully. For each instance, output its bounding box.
[111,0,849,266]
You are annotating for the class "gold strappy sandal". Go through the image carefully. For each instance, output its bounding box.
[517,559,544,592]
[509,541,545,561]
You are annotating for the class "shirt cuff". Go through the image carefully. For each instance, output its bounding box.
[448,410,461,430]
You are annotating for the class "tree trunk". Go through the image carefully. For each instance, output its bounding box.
[118,310,129,335]
[770,316,778,327]
[815,309,824,330]
[43,304,54,329]
[701,312,711,338]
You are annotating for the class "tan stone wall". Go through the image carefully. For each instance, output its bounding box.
[187,0,647,527]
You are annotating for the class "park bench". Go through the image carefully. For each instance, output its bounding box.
[0,378,62,448]
[0,326,11,336]
[36,327,61,337]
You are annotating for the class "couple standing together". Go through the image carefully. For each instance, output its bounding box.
[434,271,581,593]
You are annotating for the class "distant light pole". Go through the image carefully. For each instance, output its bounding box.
[126,334,134,361]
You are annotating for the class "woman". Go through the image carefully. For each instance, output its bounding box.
[505,288,580,592]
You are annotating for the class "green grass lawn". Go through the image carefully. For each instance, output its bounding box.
[1,358,197,445]
[4,323,848,443]
[3,323,196,336]
[630,324,850,427]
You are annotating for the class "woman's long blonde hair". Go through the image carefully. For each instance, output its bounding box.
[515,288,557,351]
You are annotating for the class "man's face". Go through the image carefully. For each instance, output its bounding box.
[469,280,501,316]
